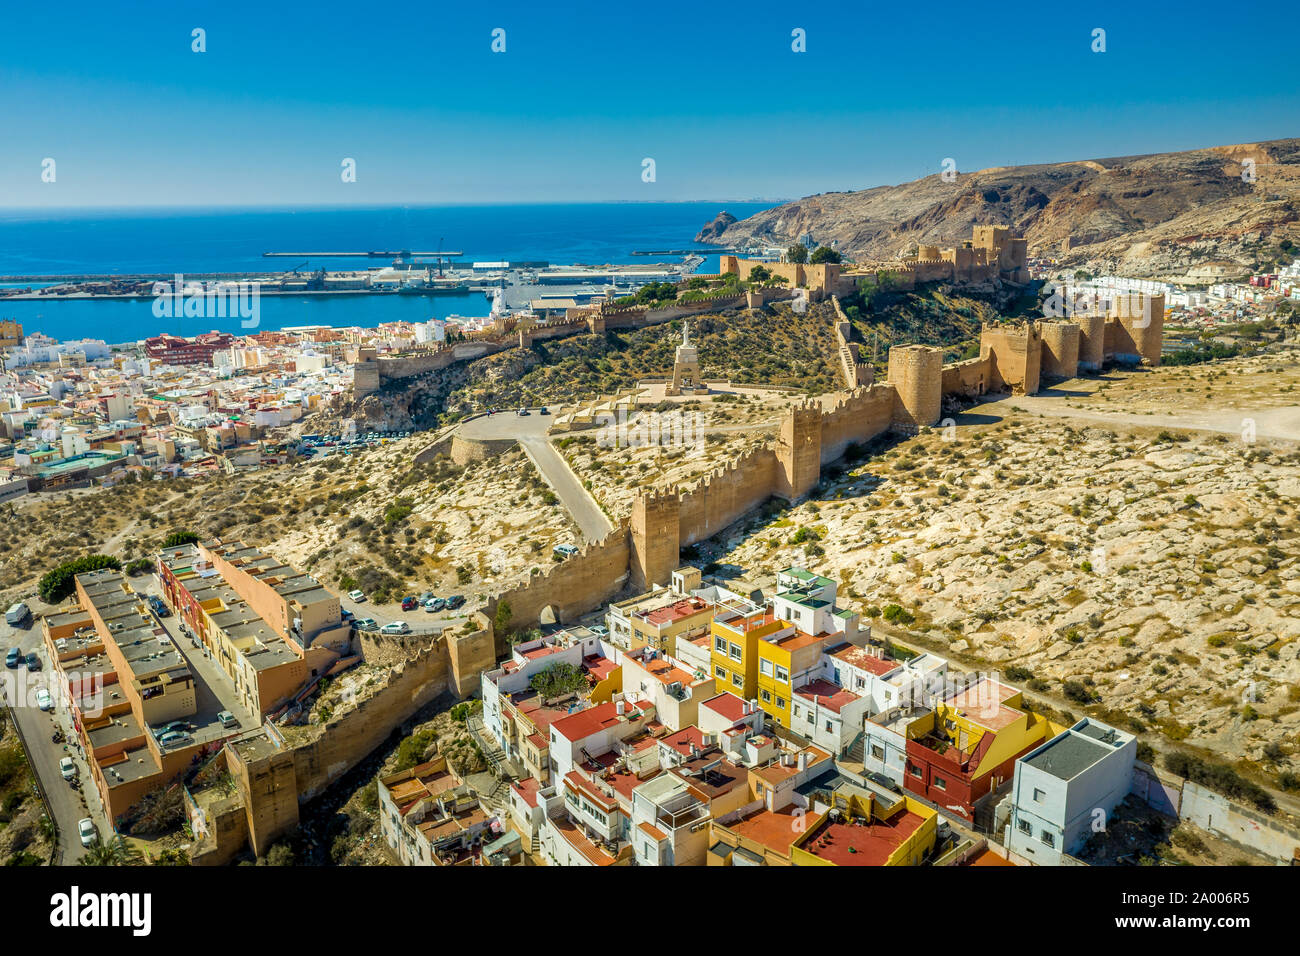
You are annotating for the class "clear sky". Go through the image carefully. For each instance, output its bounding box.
[0,0,1293,207]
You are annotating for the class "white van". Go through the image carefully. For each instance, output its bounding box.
[5,602,30,627]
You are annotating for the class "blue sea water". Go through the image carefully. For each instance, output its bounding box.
[0,202,772,343]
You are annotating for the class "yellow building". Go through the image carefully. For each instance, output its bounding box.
[755,630,827,728]
[709,599,788,701]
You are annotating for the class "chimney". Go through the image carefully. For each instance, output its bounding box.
[749,698,759,715]
[798,752,808,772]
[616,700,625,716]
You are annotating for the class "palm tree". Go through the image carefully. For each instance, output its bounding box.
[79,835,143,867]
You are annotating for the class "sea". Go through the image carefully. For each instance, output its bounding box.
[0,202,774,344]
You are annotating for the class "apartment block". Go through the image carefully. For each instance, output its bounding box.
[157,538,355,716]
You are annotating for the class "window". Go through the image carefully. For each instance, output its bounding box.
[1032,788,1045,803]
[806,712,815,726]
[775,665,789,683]
[760,689,772,703]
[909,763,922,778]
[870,745,885,761]
[775,697,786,708]
[1040,830,1055,848]
[715,636,727,653]
[933,775,947,791]
[825,721,834,733]
[759,659,773,677]
[729,643,742,662]
[715,665,726,680]
[855,676,866,690]
[1017,819,1031,835]
[732,672,742,687]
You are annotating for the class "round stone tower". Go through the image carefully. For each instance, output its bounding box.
[888,345,943,429]
[1075,314,1106,371]
[1040,321,1081,380]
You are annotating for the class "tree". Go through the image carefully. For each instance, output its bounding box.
[79,835,143,866]
[162,531,200,548]
[493,600,513,634]
[787,243,808,264]
[38,554,121,603]
[748,265,772,283]
[809,246,842,264]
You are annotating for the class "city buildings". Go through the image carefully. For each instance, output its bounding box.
[156,538,357,717]
[1003,718,1136,865]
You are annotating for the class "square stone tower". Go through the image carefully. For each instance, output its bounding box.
[631,491,681,591]
[774,401,823,501]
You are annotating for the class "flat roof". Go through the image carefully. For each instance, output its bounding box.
[1023,732,1111,781]
[800,810,926,866]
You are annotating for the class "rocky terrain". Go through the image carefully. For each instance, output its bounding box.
[699,352,1300,786]
[559,386,797,520]
[699,139,1300,279]
[0,436,578,616]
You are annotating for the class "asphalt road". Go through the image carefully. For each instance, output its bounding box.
[459,407,614,543]
[519,436,614,543]
[2,616,109,863]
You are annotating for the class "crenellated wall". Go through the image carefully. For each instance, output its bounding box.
[817,384,896,464]
[677,446,779,548]
[487,523,633,627]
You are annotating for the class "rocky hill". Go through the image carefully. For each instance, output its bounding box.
[698,139,1300,279]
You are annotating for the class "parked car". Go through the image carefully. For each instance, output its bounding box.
[353,618,378,632]
[217,710,239,730]
[419,591,434,604]
[348,590,366,602]
[379,621,411,635]
[78,818,98,847]
[589,624,609,637]
[5,647,22,669]
[36,688,53,711]
[153,720,191,738]
[158,730,194,749]
[24,652,40,672]
[423,597,445,613]
[401,596,418,611]
[539,406,550,415]
[445,595,465,610]
[553,543,580,559]
[517,407,529,416]
[60,757,77,781]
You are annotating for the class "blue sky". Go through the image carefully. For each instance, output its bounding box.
[0,0,1293,206]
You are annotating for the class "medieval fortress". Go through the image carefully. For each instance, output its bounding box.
[470,224,1166,635]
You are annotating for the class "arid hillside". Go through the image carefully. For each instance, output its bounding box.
[701,139,1300,278]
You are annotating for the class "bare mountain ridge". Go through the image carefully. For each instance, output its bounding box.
[700,139,1300,278]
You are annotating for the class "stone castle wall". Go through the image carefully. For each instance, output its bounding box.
[677,446,780,550]
[817,384,897,464]
[486,524,633,628]
[941,356,989,400]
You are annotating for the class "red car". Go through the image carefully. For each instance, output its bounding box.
[401,596,418,611]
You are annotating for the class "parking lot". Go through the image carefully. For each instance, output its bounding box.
[296,428,414,460]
